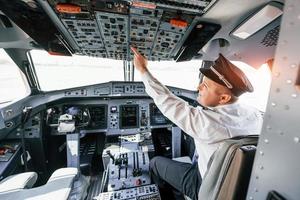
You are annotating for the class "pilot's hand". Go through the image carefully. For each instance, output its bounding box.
[131,46,148,74]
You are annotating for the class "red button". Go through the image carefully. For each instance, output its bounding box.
[135,179,142,186]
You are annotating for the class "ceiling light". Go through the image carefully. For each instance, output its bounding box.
[232,4,282,40]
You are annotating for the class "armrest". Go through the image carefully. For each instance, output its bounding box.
[0,172,37,192]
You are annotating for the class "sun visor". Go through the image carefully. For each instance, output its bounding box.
[175,22,221,62]
[0,1,73,55]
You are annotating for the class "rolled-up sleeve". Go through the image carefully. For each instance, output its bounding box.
[141,71,226,142]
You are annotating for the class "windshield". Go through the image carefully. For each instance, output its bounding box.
[30,49,271,111]
[31,49,201,91]
[31,50,124,91]
[135,60,201,91]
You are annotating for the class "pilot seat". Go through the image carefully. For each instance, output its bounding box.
[176,135,258,200]
[0,167,84,200]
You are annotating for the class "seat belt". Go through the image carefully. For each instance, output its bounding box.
[191,149,199,165]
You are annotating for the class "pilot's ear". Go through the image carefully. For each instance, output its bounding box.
[219,93,232,104]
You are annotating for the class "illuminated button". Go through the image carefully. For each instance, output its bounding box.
[136,179,142,186]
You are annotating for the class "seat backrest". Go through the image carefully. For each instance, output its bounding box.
[0,168,78,200]
[198,136,258,200]
[0,172,37,192]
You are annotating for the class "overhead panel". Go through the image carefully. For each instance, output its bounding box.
[61,19,102,49]
[130,7,163,60]
[96,12,129,60]
[47,0,215,61]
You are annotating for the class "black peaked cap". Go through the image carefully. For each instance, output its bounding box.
[200,54,254,97]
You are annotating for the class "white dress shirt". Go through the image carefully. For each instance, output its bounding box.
[141,71,263,177]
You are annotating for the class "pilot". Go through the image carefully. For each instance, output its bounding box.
[131,47,263,200]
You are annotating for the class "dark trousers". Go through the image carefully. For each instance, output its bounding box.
[149,156,202,200]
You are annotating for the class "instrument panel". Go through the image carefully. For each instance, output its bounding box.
[46,99,172,135]
[43,82,197,135]
[0,81,197,139]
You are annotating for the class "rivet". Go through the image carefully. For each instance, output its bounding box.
[291,93,297,98]
[249,197,254,200]
[274,72,280,77]
[264,139,269,144]
[289,22,295,26]
[275,88,280,93]
[294,137,300,143]
[254,188,259,192]
[286,79,292,84]
[279,131,284,136]
[259,151,264,156]
[284,105,290,110]
[282,56,287,61]
[298,15,300,20]
[259,165,264,170]
[290,63,297,68]
[266,125,271,130]
[255,175,259,179]
[271,102,276,107]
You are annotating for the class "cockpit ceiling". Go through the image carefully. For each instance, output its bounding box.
[0,0,216,61]
[49,0,215,61]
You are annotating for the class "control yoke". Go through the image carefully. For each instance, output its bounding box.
[21,107,32,124]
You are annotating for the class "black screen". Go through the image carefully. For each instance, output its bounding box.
[88,105,107,129]
[150,103,171,126]
[120,105,139,129]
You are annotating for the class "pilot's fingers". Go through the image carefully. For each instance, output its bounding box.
[131,47,144,59]
[130,46,139,55]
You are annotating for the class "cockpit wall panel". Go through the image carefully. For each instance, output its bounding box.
[0,0,72,55]
[247,0,300,199]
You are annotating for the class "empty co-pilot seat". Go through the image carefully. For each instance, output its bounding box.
[198,136,258,200]
[0,172,38,192]
[0,168,78,200]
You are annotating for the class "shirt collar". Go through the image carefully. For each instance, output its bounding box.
[207,101,240,111]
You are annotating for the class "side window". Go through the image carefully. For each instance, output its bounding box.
[233,61,272,112]
[0,49,30,107]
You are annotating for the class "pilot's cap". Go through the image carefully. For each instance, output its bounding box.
[200,54,253,97]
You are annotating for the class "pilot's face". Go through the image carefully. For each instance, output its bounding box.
[197,77,223,107]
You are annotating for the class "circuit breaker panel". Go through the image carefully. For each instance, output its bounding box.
[47,0,215,60]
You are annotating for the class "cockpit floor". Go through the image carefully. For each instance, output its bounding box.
[86,172,104,200]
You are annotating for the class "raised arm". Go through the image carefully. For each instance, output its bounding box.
[131,47,226,142]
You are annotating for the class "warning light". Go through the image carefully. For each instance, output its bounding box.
[170,19,188,28]
[56,3,81,14]
[132,1,156,9]
[48,51,66,56]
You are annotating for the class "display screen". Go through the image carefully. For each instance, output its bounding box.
[88,105,107,129]
[149,103,171,126]
[119,105,139,129]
